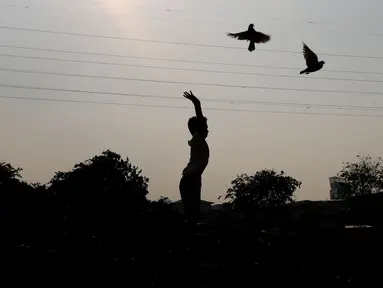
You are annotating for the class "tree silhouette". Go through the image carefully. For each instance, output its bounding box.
[0,162,41,249]
[1,154,382,284]
[0,162,23,186]
[47,150,150,255]
[225,169,302,212]
[337,155,383,197]
[147,197,177,224]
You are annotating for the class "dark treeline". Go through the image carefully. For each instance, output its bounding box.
[1,150,382,286]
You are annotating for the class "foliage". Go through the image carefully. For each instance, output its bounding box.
[154,196,172,205]
[147,197,178,224]
[225,169,301,212]
[1,153,383,284]
[0,162,23,186]
[1,150,151,250]
[47,150,150,239]
[337,155,383,197]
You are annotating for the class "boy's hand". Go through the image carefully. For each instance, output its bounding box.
[184,90,203,118]
[183,91,200,103]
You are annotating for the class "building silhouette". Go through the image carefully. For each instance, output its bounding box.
[329,176,341,200]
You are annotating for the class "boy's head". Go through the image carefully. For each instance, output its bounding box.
[188,116,208,138]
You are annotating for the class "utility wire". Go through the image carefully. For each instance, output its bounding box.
[1,44,382,76]
[1,94,383,118]
[1,53,383,84]
[1,26,383,60]
[0,83,382,111]
[5,1,377,40]
[1,67,383,96]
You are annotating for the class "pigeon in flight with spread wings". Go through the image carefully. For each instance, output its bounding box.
[300,42,325,74]
[227,24,271,52]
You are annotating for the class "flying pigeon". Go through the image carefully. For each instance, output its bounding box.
[227,24,271,52]
[300,42,325,74]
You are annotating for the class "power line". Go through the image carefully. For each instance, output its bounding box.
[1,26,383,60]
[1,67,383,96]
[1,94,383,118]
[0,25,245,49]
[1,44,382,76]
[9,1,375,41]
[2,53,383,84]
[0,83,382,111]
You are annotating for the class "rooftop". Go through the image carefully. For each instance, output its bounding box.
[173,199,214,204]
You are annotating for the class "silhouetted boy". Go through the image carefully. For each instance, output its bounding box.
[180,91,210,227]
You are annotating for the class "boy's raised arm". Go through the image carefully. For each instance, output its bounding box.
[183,90,204,119]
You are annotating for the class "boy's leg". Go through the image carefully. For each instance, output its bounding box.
[179,174,200,282]
[179,175,192,221]
[180,174,201,226]
[191,175,202,224]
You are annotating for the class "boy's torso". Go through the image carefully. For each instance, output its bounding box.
[182,133,209,176]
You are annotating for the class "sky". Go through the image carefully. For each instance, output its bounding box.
[1,0,383,202]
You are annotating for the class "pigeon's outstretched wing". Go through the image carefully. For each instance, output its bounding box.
[302,42,318,67]
[253,31,271,43]
[226,31,249,40]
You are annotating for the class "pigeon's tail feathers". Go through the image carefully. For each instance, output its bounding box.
[300,69,307,74]
[248,41,255,52]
